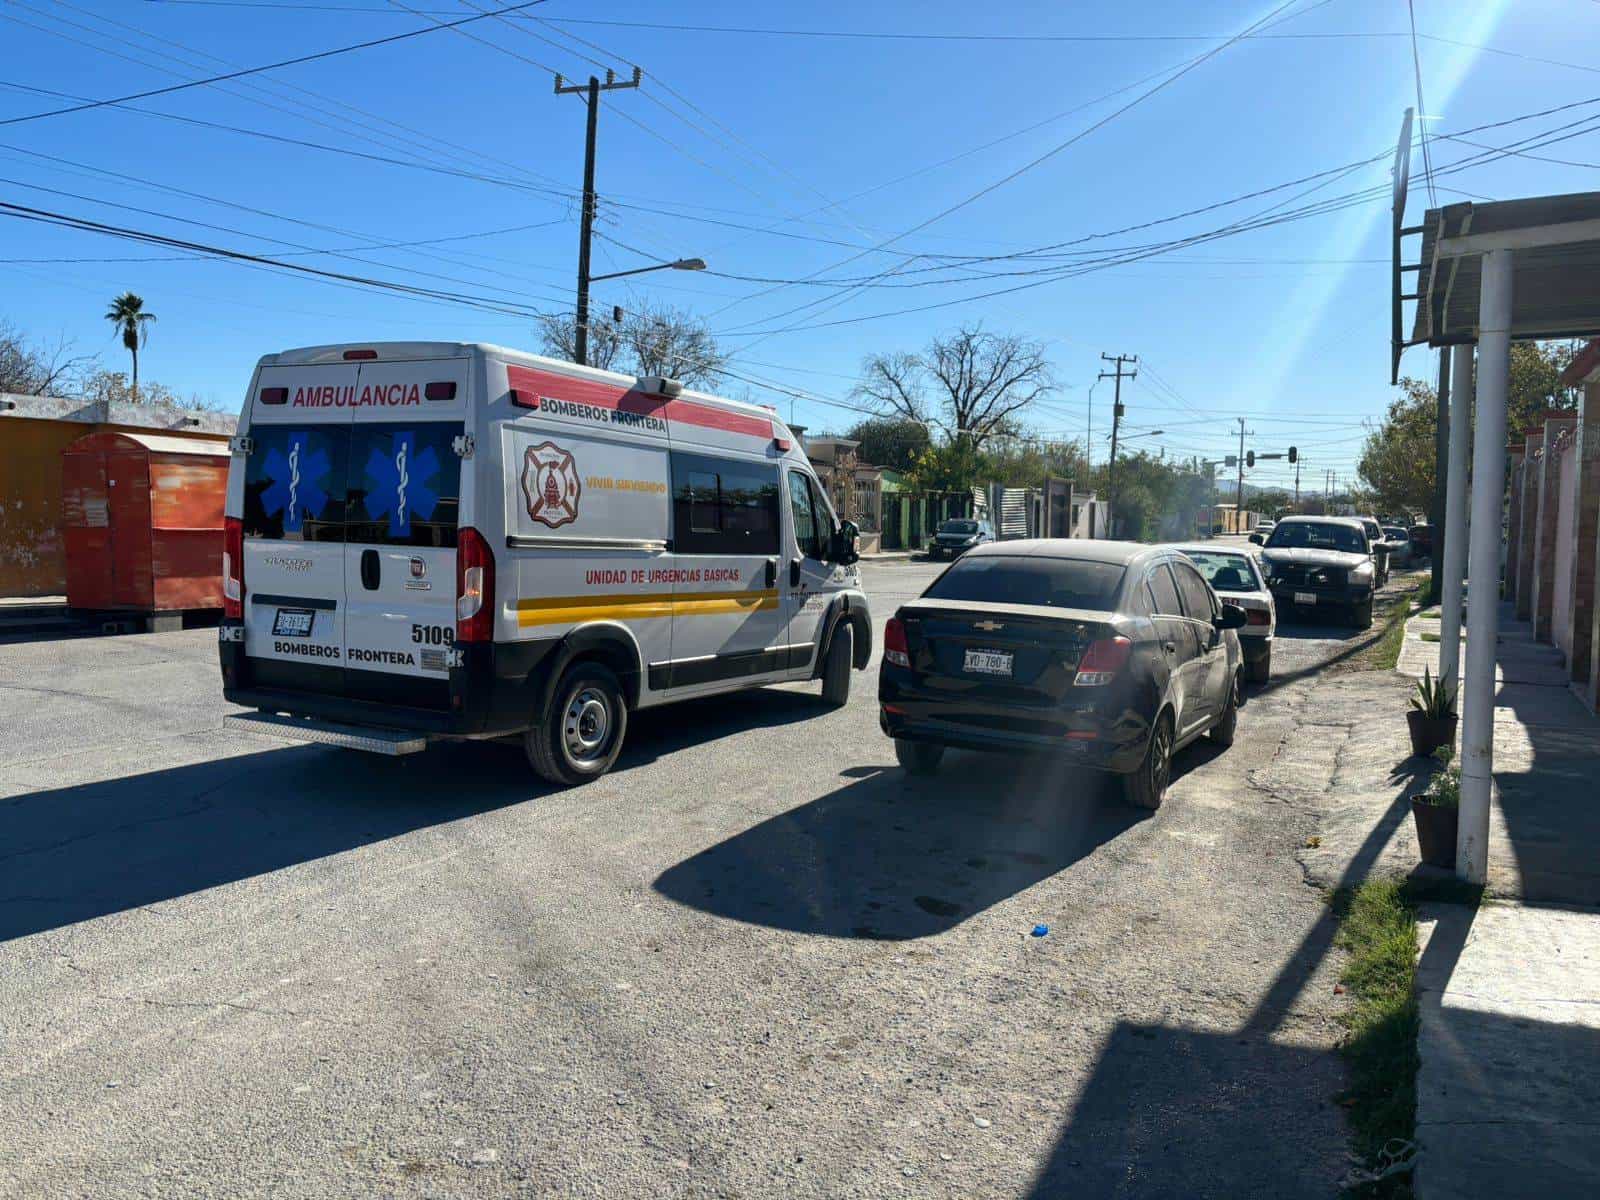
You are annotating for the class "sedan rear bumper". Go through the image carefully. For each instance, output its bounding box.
[878,692,1150,773]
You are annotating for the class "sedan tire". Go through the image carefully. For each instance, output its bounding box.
[895,739,944,775]
[1209,672,1240,747]
[1122,712,1173,810]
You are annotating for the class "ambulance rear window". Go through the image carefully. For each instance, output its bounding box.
[242,426,349,541]
[346,423,464,548]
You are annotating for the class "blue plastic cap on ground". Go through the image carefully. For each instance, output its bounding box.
[1031,924,1049,938]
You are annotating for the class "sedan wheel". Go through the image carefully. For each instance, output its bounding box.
[1210,672,1240,747]
[1122,713,1173,810]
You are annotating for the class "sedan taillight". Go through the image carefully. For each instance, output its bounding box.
[883,617,910,668]
[1246,608,1271,626]
[1074,636,1132,687]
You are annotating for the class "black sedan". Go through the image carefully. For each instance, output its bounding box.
[926,518,994,560]
[879,541,1247,810]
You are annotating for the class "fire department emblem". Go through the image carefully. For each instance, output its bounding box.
[521,441,581,528]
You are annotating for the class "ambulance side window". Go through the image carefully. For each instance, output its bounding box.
[786,472,825,561]
[670,452,780,555]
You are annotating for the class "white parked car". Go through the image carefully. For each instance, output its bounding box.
[1173,544,1276,682]
[218,341,872,784]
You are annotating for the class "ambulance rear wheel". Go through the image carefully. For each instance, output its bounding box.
[821,622,853,708]
[527,662,627,786]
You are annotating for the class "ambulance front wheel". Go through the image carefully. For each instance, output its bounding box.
[821,622,853,707]
[527,662,628,786]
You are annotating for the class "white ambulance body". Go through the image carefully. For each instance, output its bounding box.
[219,342,870,783]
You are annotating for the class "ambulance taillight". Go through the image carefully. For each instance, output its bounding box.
[456,527,495,642]
[223,516,244,619]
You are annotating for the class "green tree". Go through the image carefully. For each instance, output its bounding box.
[903,437,986,493]
[104,292,155,403]
[846,417,930,472]
[1356,378,1435,514]
[1507,340,1579,436]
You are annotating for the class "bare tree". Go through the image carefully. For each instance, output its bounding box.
[0,320,92,396]
[624,302,724,387]
[534,311,625,373]
[853,324,1055,448]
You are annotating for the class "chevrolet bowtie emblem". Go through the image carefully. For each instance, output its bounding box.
[973,620,1004,631]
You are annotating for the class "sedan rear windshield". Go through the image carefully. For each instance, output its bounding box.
[923,556,1125,610]
[1265,522,1365,553]
[1182,551,1259,592]
[938,520,979,534]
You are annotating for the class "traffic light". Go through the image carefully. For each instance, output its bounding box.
[1288,445,1298,463]
[1246,450,1255,468]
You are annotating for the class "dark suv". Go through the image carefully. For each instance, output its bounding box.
[927,518,993,561]
[1254,516,1376,628]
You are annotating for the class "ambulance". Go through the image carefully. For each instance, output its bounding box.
[218,342,870,784]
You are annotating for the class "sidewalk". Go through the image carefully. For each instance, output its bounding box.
[1397,601,1600,1199]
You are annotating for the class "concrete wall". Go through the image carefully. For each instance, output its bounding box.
[1577,382,1600,697]
[1517,432,1544,620]
[1533,417,1578,643]
[0,395,234,598]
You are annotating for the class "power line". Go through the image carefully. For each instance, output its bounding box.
[1406,0,1438,207]
[0,0,549,127]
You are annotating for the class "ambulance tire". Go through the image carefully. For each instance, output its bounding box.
[821,622,853,707]
[527,662,628,786]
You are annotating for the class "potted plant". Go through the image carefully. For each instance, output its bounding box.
[1412,746,1460,869]
[1406,667,1457,757]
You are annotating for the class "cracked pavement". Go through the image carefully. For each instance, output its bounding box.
[0,561,1422,1198]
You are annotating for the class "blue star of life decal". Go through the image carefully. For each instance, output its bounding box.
[260,431,330,534]
[364,430,440,538]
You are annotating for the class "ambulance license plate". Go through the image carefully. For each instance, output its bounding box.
[1294,592,1317,606]
[964,648,1013,676]
[272,607,315,637]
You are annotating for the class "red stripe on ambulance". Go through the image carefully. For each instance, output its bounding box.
[506,365,772,440]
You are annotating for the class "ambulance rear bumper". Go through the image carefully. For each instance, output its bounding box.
[219,620,559,737]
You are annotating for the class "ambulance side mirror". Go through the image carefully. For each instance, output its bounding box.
[829,520,861,566]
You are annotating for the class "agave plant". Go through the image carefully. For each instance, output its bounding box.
[1409,666,1457,720]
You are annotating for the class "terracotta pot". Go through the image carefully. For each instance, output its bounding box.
[1407,709,1457,758]
[1412,798,1458,869]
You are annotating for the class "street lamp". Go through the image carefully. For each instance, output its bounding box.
[588,257,707,283]
[577,256,708,364]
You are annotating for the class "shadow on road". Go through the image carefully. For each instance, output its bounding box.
[648,742,1229,941]
[0,685,831,945]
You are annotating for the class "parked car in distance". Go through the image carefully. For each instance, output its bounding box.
[1408,524,1433,561]
[1254,519,1276,537]
[1254,516,1377,629]
[1358,517,1391,584]
[1382,525,1413,569]
[879,540,1247,810]
[927,518,993,560]
[1172,544,1275,683]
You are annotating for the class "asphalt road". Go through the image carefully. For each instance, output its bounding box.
[0,557,1398,1199]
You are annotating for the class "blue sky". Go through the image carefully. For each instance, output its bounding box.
[0,0,1591,490]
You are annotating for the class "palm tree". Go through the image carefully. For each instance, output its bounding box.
[104,292,155,402]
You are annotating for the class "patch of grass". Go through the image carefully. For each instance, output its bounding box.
[1371,601,1410,670]
[1420,632,1439,643]
[1332,879,1421,1196]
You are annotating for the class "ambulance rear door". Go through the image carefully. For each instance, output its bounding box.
[340,357,471,709]
[239,362,355,690]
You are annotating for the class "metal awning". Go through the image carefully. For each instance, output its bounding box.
[1408,193,1600,349]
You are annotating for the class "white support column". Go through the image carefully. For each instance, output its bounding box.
[1457,249,1513,884]
[1440,343,1474,691]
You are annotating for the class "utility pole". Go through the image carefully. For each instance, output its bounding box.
[1098,353,1137,536]
[1234,417,1254,526]
[1293,455,1303,508]
[555,67,642,366]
